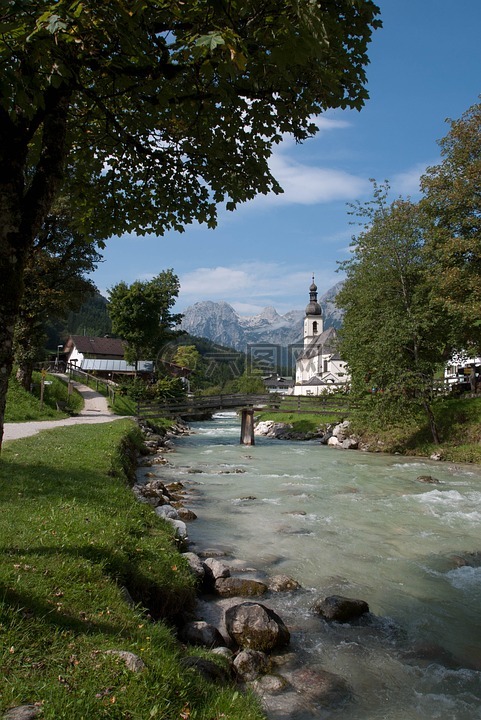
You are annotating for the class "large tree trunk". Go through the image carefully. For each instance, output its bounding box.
[0,88,71,451]
[0,251,28,446]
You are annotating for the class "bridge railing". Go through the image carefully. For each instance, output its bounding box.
[136,393,274,419]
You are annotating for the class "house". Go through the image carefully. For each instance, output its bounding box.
[64,335,153,378]
[263,374,295,394]
[293,278,349,395]
[444,352,481,390]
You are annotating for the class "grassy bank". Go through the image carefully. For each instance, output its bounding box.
[0,421,265,720]
[351,395,481,463]
[255,411,330,436]
[256,394,351,436]
[5,373,83,422]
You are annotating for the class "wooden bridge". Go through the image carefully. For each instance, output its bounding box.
[136,393,355,445]
[136,393,275,420]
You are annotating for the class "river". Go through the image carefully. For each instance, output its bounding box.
[157,412,481,719]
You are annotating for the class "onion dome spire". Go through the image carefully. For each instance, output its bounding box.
[305,274,322,316]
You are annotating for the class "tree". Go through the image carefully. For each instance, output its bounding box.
[336,183,455,443]
[420,100,481,352]
[108,271,182,368]
[0,0,380,448]
[172,345,200,372]
[14,206,102,389]
[0,1,383,439]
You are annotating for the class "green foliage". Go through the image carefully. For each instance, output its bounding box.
[0,1,381,237]
[53,293,112,343]
[223,370,264,394]
[108,270,182,366]
[118,376,185,403]
[350,395,481,463]
[336,182,457,441]
[14,203,102,389]
[421,100,481,352]
[152,377,185,401]
[172,345,200,371]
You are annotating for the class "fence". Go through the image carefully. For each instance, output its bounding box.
[66,363,117,403]
[136,393,274,419]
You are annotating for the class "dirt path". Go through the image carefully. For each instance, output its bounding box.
[3,380,129,442]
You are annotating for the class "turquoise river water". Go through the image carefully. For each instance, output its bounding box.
[153,413,481,719]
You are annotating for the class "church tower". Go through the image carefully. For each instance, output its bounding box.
[303,275,323,348]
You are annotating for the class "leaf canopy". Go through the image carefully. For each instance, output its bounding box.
[1,0,381,238]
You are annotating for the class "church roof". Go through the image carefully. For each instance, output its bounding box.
[298,326,338,360]
[302,375,337,385]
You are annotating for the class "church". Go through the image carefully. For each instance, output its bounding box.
[293,277,349,395]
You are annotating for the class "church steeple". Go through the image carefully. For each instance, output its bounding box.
[303,274,323,347]
[305,274,322,317]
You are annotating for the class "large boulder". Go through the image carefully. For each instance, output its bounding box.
[203,557,231,581]
[268,575,301,592]
[165,517,188,541]
[154,504,179,520]
[332,420,351,441]
[105,650,146,672]
[312,595,369,622]
[181,620,225,648]
[215,577,268,598]
[255,421,293,439]
[233,649,269,681]
[225,602,290,651]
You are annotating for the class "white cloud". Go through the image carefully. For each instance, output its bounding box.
[178,262,341,315]
[180,266,251,297]
[265,154,369,205]
[390,163,428,197]
[278,114,352,149]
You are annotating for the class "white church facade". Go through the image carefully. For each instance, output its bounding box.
[293,278,349,396]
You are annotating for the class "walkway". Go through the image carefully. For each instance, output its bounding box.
[3,380,128,442]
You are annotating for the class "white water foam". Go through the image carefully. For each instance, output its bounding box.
[446,565,481,591]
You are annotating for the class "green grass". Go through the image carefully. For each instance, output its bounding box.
[5,372,83,422]
[255,410,335,435]
[351,395,481,463]
[256,395,352,434]
[0,422,265,720]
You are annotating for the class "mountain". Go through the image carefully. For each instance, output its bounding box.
[179,282,344,351]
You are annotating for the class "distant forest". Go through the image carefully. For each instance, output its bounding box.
[46,293,112,349]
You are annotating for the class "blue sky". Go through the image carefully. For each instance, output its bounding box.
[92,0,481,317]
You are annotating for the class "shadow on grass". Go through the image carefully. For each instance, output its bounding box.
[2,541,195,626]
[0,583,132,638]
[0,457,128,504]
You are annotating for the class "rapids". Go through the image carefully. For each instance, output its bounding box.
[156,412,481,719]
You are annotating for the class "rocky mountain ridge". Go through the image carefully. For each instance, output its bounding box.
[180,282,344,351]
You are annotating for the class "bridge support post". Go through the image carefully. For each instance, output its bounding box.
[240,408,255,446]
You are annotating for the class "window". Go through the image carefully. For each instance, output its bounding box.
[323,359,328,373]
[312,321,318,334]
